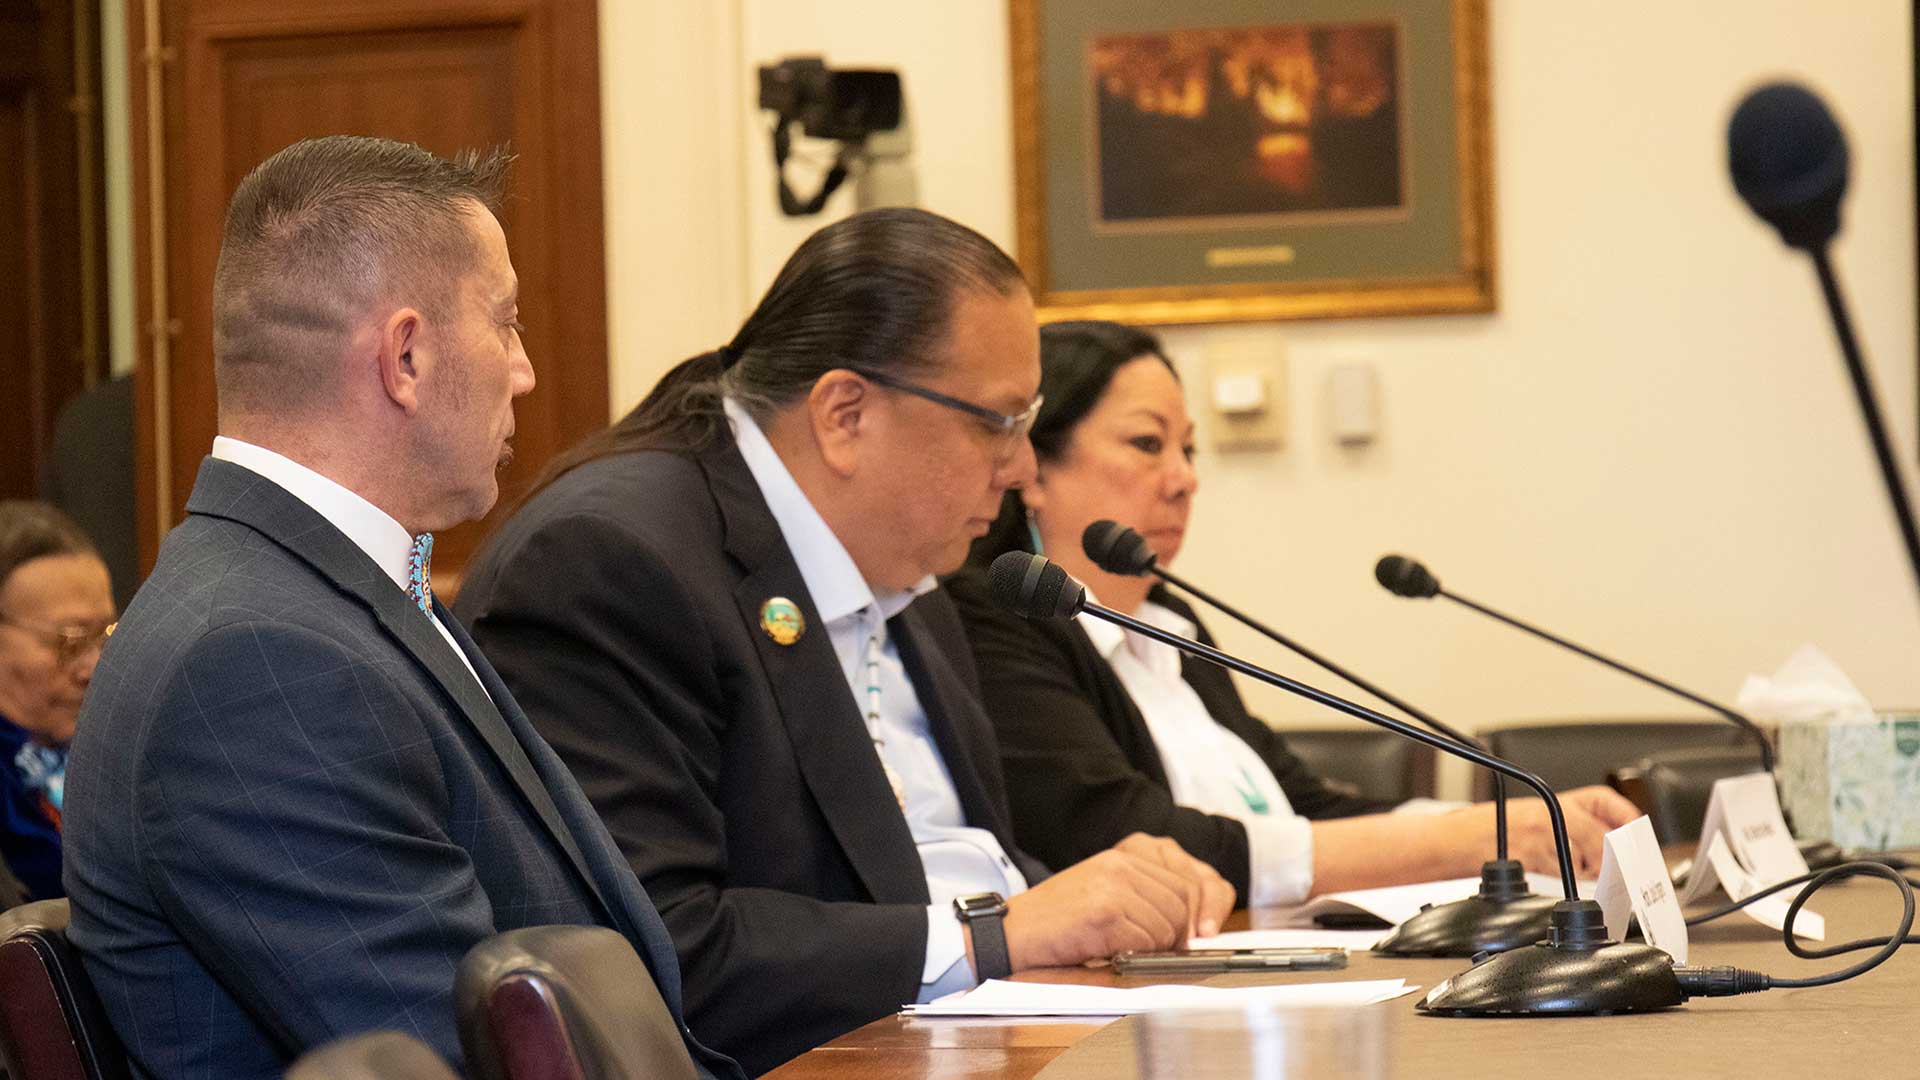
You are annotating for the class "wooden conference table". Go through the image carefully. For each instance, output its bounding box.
[764,870,1919,1079]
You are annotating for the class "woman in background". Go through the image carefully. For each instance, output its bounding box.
[946,321,1637,908]
[0,501,115,903]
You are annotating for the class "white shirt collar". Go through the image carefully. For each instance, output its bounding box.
[723,398,933,626]
[211,436,417,594]
[1077,589,1196,673]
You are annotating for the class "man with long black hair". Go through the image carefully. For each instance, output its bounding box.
[459,207,1233,1076]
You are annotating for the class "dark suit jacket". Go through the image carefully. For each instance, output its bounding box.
[457,438,1049,1077]
[944,569,1393,902]
[0,839,26,911]
[61,458,740,1080]
[0,713,64,902]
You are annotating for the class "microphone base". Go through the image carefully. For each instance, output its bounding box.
[1373,894,1558,958]
[1373,859,1556,958]
[1416,900,1686,1016]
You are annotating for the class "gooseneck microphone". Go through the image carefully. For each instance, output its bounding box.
[1081,521,1551,957]
[1375,555,1775,773]
[989,550,1689,1015]
[1728,82,1920,603]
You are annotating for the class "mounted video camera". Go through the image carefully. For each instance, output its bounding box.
[756,56,916,216]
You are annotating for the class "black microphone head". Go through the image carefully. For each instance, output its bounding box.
[988,550,1086,620]
[1375,555,1440,599]
[1728,81,1848,251]
[1081,520,1157,575]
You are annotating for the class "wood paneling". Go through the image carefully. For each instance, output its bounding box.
[0,0,107,499]
[130,0,607,584]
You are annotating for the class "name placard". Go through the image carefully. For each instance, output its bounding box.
[1594,815,1688,963]
[1700,832,1826,940]
[1678,772,1807,905]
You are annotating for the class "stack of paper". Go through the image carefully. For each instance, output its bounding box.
[903,979,1418,1018]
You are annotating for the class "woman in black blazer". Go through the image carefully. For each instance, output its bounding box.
[947,322,1638,907]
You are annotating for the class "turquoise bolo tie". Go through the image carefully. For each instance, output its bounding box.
[407,533,434,614]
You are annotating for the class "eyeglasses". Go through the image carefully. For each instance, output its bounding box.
[0,612,116,669]
[851,367,1043,459]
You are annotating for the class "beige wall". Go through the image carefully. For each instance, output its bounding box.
[602,2,1920,792]
[598,0,751,408]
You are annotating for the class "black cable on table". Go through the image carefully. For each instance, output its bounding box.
[1673,861,1917,996]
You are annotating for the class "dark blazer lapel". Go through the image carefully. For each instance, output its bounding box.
[701,442,929,905]
[433,602,617,924]
[183,457,615,924]
[891,606,1011,843]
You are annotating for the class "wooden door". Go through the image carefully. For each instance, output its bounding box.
[128,0,607,590]
[1,0,108,498]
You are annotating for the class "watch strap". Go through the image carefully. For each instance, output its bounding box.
[964,908,1011,980]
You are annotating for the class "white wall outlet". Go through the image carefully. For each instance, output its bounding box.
[1327,361,1379,446]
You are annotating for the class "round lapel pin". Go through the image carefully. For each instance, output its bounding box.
[759,596,805,646]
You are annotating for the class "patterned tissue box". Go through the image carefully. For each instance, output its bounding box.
[1778,710,1920,851]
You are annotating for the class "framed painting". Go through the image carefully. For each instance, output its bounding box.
[1010,0,1495,326]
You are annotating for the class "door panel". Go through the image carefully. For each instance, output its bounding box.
[131,0,606,590]
[1,0,106,500]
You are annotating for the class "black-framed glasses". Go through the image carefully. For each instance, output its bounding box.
[0,612,116,669]
[851,367,1043,450]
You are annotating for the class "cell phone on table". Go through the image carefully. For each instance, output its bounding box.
[1112,947,1349,974]
[1312,912,1392,930]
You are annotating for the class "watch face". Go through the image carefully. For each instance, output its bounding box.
[954,892,1008,919]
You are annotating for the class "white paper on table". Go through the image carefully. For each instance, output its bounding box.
[903,978,1417,1018]
[1185,928,1389,951]
[1265,874,1595,928]
[1593,815,1688,963]
[1679,773,1808,904]
[1700,832,1825,940]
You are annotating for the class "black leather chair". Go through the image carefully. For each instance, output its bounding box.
[1274,727,1435,802]
[1476,719,1754,799]
[0,900,129,1080]
[286,1032,459,1080]
[456,926,697,1080]
[39,374,137,612]
[1610,746,1767,845]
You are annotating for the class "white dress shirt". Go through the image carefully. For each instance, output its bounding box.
[1077,593,1316,906]
[724,400,1027,1002]
[210,436,489,696]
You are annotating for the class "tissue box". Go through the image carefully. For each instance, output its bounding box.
[1778,711,1920,850]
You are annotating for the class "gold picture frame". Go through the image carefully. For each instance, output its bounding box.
[1011,0,1495,326]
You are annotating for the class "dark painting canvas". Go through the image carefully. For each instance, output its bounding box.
[1092,23,1404,226]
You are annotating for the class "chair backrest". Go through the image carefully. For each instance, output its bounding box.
[286,1031,459,1080]
[0,900,129,1080]
[455,926,697,1080]
[1629,746,1768,845]
[1273,727,1435,803]
[1477,719,1752,798]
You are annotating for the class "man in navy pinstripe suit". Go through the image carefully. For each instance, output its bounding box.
[59,136,740,1080]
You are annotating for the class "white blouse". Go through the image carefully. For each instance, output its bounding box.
[1076,594,1315,906]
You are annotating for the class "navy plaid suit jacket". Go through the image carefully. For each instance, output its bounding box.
[60,457,741,1080]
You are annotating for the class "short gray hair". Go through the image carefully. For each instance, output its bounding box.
[211,135,512,417]
[0,501,97,595]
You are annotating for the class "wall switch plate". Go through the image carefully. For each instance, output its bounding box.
[1204,342,1285,451]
